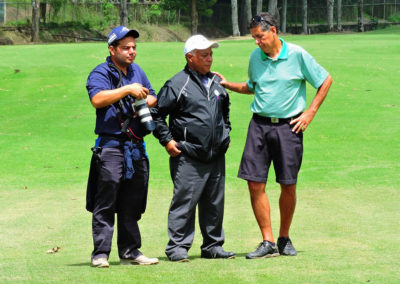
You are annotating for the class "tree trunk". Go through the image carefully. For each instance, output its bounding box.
[327,0,334,31]
[245,0,251,25]
[268,0,279,25]
[40,2,46,25]
[358,0,364,32]
[302,0,308,34]
[191,0,198,34]
[119,0,128,27]
[231,0,240,36]
[281,0,287,33]
[240,0,251,35]
[256,0,262,15]
[31,0,40,42]
[239,0,247,34]
[337,0,342,31]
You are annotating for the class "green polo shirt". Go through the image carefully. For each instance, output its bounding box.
[246,38,329,118]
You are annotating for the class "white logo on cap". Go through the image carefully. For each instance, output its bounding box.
[122,27,129,32]
[108,33,117,44]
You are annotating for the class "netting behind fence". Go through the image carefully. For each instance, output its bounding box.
[0,1,181,26]
[1,1,399,28]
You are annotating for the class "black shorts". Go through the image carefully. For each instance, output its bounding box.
[238,114,303,185]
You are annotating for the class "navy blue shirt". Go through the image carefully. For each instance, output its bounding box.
[86,57,156,138]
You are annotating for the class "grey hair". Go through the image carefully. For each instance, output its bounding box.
[249,12,279,33]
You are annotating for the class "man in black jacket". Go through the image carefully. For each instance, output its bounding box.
[152,35,235,262]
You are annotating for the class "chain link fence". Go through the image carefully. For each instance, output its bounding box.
[1,0,399,31]
[0,1,182,27]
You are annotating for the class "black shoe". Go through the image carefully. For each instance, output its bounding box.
[168,254,190,262]
[201,247,235,259]
[277,237,297,256]
[246,241,280,259]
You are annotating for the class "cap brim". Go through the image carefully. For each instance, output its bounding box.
[185,42,219,55]
[126,29,139,39]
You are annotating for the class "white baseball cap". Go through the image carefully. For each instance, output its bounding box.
[184,35,219,55]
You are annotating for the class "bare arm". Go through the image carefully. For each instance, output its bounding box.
[290,74,333,133]
[222,81,253,94]
[91,83,149,109]
[213,71,253,94]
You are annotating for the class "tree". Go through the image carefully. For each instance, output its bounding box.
[161,0,217,35]
[302,0,308,34]
[31,0,40,42]
[245,0,251,29]
[119,0,128,27]
[256,0,262,15]
[358,0,364,32]
[268,0,279,26]
[231,0,240,36]
[281,0,287,33]
[240,0,251,35]
[327,0,334,31]
[191,0,198,34]
[337,0,342,31]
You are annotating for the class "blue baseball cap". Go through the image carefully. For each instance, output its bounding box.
[107,26,139,46]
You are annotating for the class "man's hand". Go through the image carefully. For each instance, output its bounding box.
[213,71,227,86]
[165,140,181,157]
[212,72,252,94]
[122,83,149,100]
[290,110,315,133]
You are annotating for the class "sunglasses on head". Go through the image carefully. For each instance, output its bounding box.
[252,15,274,27]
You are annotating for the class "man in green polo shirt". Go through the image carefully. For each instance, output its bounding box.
[220,12,332,259]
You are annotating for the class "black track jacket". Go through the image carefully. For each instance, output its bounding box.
[152,65,231,162]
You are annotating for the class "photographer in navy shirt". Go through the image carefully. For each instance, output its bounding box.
[85,26,158,268]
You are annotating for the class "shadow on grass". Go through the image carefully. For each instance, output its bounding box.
[67,253,253,267]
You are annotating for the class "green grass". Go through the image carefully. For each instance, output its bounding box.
[0,26,399,283]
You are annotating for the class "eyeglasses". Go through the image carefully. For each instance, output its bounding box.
[251,15,274,27]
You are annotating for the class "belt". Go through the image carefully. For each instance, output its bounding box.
[99,133,142,144]
[253,113,302,124]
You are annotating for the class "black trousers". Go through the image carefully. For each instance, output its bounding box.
[91,147,149,260]
[165,154,226,258]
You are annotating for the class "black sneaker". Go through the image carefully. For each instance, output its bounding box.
[201,247,235,259]
[246,241,280,259]
[168,254,190,263]
[277,237,297,256]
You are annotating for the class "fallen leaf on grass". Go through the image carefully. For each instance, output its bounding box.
[47,246,61,254]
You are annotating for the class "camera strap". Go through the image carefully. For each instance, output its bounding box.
[108,63,141,141]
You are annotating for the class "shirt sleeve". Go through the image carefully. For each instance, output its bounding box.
[300,49,329,89]
[136,65,157,98]
[86,68,112,100]
[246,50,256,92]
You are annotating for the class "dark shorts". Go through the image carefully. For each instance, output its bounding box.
[238,114,303,184]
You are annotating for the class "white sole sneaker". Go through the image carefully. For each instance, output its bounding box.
[91,257,110,268]
[120,255,159,265]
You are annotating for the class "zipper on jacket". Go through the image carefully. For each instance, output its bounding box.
[208,75,218,159]
[184,127,187,141]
